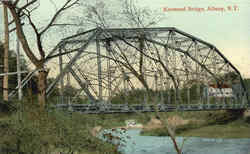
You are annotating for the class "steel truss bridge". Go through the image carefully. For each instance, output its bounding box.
[8,27,250,113]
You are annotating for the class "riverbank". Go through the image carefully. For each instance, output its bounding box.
[114,129,250,154]
[141,119,250,138]
[0,104,122,154]
[140,110,250,138]
[92,109,250,139]
[1,102,249,153]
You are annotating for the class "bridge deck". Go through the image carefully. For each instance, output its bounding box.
[54,103,250,114]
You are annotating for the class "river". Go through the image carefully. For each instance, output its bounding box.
[99,129,250,154]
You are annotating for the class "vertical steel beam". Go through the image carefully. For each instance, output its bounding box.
[67,72,71,86]
[174,88,177,104]
[159,71,164,103]
[194,42,200,103]
[154,73,158,91]
[96,37,102,100]
[187,87,190,104]
[59,48,64,104]
[105,41,112,100]
[16,35,22,100]
[171,33,178,104]
[123,72,128,93]
[46,30,100,96]
[207,89,210,104]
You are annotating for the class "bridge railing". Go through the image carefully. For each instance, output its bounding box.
[53,90,250,106]
[52,91,249,114]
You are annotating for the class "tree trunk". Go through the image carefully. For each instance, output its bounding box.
[3,4,9,101]
[38,69,49,109]
[154,110,182,154]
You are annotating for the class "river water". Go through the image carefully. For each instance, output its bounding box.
[99,129,250,154]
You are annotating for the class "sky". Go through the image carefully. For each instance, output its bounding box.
[139,0,250,77]
[0,0,249,78]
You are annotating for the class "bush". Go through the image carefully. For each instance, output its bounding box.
[206,109,245,125]
[141,128,169,136]
[0,101,17,114]
[0,100,119,154]
[110,89,162,104]
[175,122,203,134]
[244,116,250,124]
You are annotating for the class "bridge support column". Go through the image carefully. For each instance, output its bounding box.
[174,88,177,104]
[59,48,64,104]
[96,37,103,101]
[187,87,190,104]
[105,40,113,102]
[207,93,210,104]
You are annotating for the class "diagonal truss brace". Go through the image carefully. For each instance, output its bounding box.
[68,68,97,103]
[144,37,220,83]
[46,29,101,97]
[8,69,39,98]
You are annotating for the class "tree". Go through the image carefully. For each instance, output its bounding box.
[3,4,9,101]
[243,78,250,92]
[73,0,165,92]
[82,0,185,103]
[1,0,80,108]
[75,1,183,153]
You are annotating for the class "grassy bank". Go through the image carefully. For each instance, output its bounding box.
[179,119,250,138]
[0,112,118,154]
[90,109,250,139]
[141,119,250,138]
[0,100,160,154]
[0,101,124,154]
[140,110,250,138]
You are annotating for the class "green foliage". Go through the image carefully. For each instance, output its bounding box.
[141,110,249,138]
[110,88,177,104]
[47,82,87,105]
[0,100,119,154]
[110,89,156,104]
[175,122,203,135]
[223,72,239,82]
[243,78,250,92]
[245,116,250,123]
[63,85,80,97]
[109,85,206,105]
[141,121,204,137]
[141,128,169,136]
[205,110,244,125]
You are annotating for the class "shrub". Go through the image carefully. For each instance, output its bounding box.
[244,116,250,124]
[141,128,169,136]
[206,109,245,125]
[0,100,119,154]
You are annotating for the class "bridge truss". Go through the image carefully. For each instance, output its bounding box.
[10,27,250,113]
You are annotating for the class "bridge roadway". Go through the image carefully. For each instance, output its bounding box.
[54,103,250,114]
